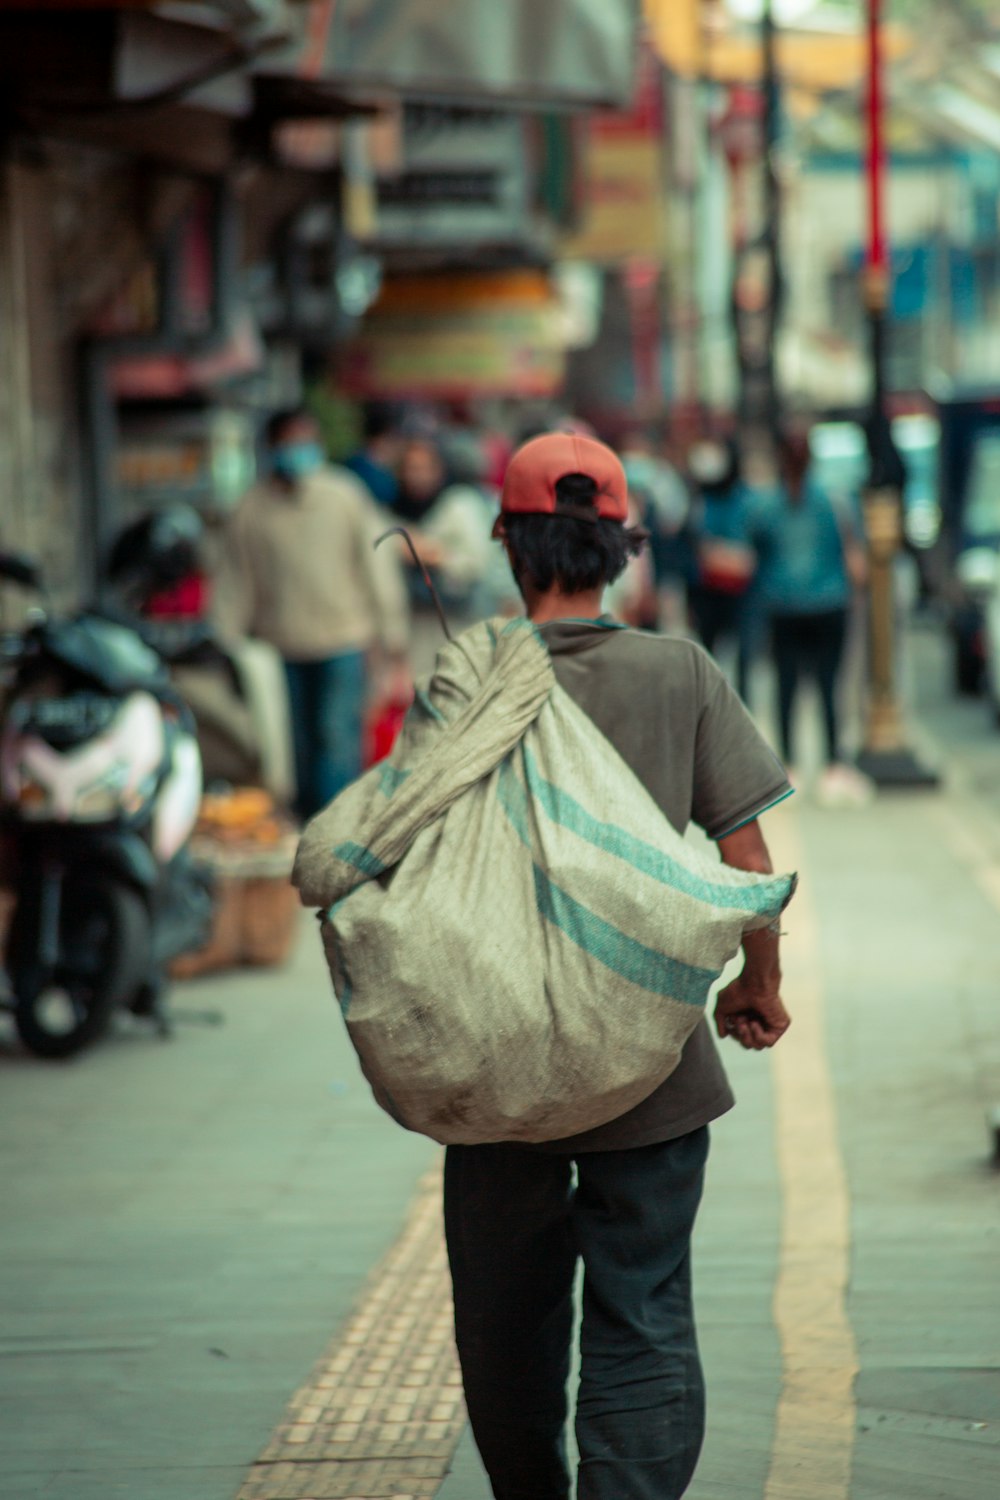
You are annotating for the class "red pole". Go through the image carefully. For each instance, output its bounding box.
[865,0,886,286]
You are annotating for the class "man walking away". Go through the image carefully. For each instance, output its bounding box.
[446,432,794,1500]
[215,408,410,820]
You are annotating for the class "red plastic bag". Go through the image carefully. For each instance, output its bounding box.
[364,698,410,768]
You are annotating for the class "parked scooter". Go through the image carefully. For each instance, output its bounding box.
[0,550,212,1057]
[105,506,294,804]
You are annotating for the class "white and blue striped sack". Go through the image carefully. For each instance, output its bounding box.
[293,618,796,1145]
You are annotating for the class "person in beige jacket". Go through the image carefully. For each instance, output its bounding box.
[215,409,410,818]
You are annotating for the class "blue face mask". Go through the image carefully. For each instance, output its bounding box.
[272,441,324,482]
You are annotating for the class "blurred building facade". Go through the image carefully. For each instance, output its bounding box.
[0,0,641,608]
[648,0,1000,429]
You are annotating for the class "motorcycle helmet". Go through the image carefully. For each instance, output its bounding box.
[105,505,205,607]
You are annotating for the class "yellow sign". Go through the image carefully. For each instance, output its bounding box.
[561,136,666,265]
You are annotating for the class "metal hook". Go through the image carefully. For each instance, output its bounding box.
[375,526,454,644]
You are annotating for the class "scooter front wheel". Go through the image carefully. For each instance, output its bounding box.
[10,880,149,1059]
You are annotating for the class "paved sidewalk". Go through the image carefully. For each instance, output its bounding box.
[0,924,435,1500]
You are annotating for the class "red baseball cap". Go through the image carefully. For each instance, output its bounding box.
[499,433,629,524]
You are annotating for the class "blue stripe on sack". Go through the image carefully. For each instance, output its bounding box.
[520,745,784,917]
[532,865,716,1006]
[333,841,386,878]
[413,687,445,723]
[498,760,716,1005]
[499,616,537,638]
[378,764,411,798]
[497,755,531,844]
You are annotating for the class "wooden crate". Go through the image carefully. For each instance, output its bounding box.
[240,876,300,968]
[169,875,243,979]
[169,829,300,979]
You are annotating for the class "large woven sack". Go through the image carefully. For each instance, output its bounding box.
[293,619,796,1145]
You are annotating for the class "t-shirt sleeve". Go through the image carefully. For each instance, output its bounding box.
[689,649,792,839]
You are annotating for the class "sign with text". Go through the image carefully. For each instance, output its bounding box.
[341,271,566,399]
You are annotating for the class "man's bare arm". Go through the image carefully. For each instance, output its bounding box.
[715,820,791,1052]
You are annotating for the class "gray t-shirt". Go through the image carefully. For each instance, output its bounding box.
[532,618,791,1153]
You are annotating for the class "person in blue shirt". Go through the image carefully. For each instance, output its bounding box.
[344,401,401,509]
[753,430,872,805]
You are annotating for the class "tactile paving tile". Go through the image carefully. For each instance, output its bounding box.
[236,1164,467,1500]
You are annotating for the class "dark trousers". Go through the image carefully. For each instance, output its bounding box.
[771,607,848,765]
[690,587,755,703]
[283,650,367,820]
[444,1127,709,1500]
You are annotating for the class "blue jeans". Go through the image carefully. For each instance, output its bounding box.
[283,650,367,820]
[444,1128,709,1500]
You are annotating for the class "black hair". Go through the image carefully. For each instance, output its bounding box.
[362,400,399,443]
[265,407,312,446]
[776,427,812,476]
[502,473,647,596]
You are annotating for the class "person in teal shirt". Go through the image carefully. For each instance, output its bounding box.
[753,431,872,805]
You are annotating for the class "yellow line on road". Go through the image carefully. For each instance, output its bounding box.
[764,807,859,1500]
[931,799,1000,920]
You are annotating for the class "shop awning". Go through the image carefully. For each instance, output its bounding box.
[0,4,386,169]
[315,0,641,110]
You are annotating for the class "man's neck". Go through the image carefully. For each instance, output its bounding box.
[525,588,605,625]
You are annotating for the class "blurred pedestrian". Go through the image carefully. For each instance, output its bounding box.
[620,430,692,632]
[753,429,871,805]
[448,431,793,1500]
[687,436,759,702]
[391,435,501,666]
[214,408,410,820]
[344,400,401,510]
[439,428,520,617]
[392,433,446,531]
[605,485,658,627]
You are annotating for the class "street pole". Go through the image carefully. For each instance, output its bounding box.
[731,0,782,450]
[856,0,938,787]
[760,0,782,442]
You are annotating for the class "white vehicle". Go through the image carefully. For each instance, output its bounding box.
[953,432,1000,717]
[0,552,210,1056]
[809,415,942,552]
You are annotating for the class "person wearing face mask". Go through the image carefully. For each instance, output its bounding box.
[214,409,410,820]
[389,433,503,670]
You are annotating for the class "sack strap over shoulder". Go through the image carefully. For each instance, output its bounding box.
[294,621,554,905]
[365,621,553,866]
